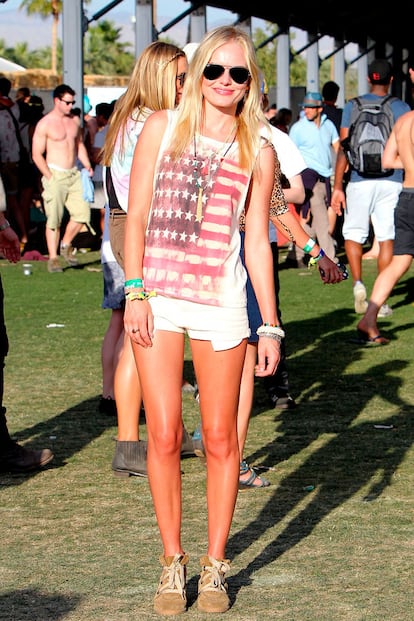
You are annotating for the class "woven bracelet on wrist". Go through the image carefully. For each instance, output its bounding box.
[308,249,325,267]
[256,324,285,339]
[125,290,156,301]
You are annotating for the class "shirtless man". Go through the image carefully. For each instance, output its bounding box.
[357,71,414,344]
[32,84,93,273]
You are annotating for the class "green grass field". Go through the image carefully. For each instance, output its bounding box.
[0,248,413,620]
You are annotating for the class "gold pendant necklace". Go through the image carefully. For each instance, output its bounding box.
[192,125,237,223]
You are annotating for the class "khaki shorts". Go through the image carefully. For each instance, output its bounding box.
[108,207,126,269]
[42,168,91,230]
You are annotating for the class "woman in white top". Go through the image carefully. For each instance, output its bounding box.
[124,26,281,615]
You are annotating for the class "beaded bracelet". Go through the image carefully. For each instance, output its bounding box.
[125,278,144,290]
[303,238,316,253]
[256,324,285,339]
[125,290,157,301]
[263,322,284,330]
[308,249,325,267]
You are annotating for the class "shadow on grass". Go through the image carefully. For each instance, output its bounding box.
[388,274,414,310]
[228,307,414,596]
[0,396,116,487]
[0,588,81,620]
[59,254,103,272]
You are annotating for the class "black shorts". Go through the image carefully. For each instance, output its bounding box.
[393,189,414,256]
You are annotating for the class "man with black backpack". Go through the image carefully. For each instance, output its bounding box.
[331,59,410,317]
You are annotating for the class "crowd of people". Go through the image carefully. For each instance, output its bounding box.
[1,33,414,615]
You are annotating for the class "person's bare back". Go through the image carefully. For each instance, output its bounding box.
[383,110,414,187]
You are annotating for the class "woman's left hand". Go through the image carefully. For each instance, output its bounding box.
[255,337,281,377]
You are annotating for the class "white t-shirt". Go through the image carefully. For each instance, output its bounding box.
[100,170,116,264]
[92,125,108,183]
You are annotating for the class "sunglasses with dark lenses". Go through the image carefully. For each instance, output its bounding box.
[203,64,250,85]
[60,99,75,106]
[176,72,186,87]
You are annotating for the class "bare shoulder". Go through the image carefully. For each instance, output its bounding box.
[32,114,51,142]
[141,109,169,136]
[253,137,276,182]
[393,110,414,144]
[70,113,81,127]
[34,113,49,131]
[395,109,414,129]
[35,110,60,132]
[259,137,276,162]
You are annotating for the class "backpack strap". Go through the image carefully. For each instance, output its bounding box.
[354,96,362,110]
[381,94,392,105]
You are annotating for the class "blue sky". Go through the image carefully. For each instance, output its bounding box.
[0,0,256,49]
[0,2,349,59]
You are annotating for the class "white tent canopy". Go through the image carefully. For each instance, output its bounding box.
[0,57,25,73]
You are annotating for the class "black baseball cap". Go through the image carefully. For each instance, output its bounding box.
[368,59,393,85]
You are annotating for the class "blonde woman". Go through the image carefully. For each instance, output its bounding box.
[101,42,191,476]
[124,26,281,614]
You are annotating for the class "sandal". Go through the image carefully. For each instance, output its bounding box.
[239,460,270,490]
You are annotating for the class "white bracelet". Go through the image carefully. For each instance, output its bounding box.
[0,219,10,231]
[256,324,285,339]
[258,332,282,343]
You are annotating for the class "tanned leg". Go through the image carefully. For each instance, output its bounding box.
[191,338,247,560]
[357,255,413,339]
[345,239,363,283]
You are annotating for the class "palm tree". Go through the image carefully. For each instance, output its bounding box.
[84,20,134,75]
[19,0,90,75]
[19,0,61,74]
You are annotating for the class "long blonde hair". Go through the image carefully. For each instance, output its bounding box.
[102,41,185,166]
[169,26,264,172]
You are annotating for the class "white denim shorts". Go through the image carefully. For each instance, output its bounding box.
[149,295,249,351]
[343,179,402,243]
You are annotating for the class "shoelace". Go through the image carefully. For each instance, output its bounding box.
[157,556,186,596]
[199,559,230,593]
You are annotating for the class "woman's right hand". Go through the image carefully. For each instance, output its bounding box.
[124,299,154,347]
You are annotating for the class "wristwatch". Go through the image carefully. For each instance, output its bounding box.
[0,219,11,231]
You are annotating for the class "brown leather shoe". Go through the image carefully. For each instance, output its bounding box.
[0,441,54,473]
[47,258,63,273]
[60,243,78,267]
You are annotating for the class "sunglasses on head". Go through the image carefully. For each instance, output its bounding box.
[203,64,250,85]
